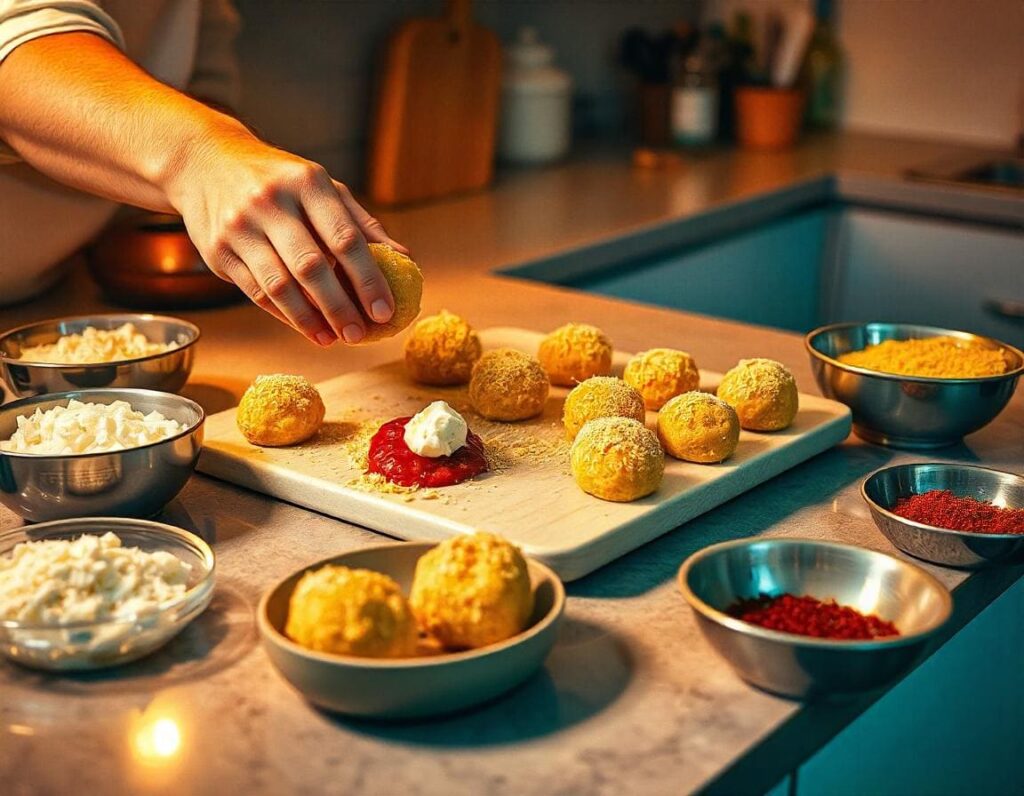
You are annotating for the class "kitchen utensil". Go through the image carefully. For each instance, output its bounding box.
[770,7,815,88]
[0,388,204,522]
[735,87,805,150]
[805,322,1023,449]
[678,538,952,699]
[258,541,564,719]
[87,212,242,309]
[367,0,501,205]
[0,313,199,398]
[199,327,851,582]
[0,517,215,671]
[863,463,1024,568]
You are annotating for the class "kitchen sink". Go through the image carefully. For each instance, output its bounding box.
[908,158,1024,194]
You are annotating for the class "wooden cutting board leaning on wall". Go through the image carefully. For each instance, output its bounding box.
[368,0,501,206]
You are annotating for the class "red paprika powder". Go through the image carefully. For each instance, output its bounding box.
[891,490,1024,535]
[727,594,899,640]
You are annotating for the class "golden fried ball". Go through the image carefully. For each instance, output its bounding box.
[237,373,325,446]
[403,310,481,385]
[716,358,798,431]
[658,392,740,463]
[285,565,418,658]
[571,416,664,502]
[354,243,423,344]
[563,376,646,440]
[410,532,534,650]
[623,348,701,410]
[538,323,613,386]
[469,348,550,421]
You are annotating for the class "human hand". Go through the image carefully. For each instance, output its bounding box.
[169,125,407,345]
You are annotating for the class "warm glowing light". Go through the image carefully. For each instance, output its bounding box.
[7,723,34,736]
[160,254,178,271]
[133,716,182,762]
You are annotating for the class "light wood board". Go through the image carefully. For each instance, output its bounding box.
[198,328,852,581]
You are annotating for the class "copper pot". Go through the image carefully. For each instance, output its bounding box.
[87,213,242,309]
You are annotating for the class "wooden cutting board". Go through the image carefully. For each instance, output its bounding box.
[198,328,852,581]
[367,0,501,206]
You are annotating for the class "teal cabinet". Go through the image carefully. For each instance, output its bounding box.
[572,209,830,333]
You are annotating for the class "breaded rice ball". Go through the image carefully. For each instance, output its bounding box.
[563,376,646,439]
[469,348,550,421]
[658,392,740,463]
[410,532,534,649]
[285,565,418,658]
[538,323,613,386]
[237,373,325,446]
[717,358,798,431]
[354,243,423,344]
[624,348,701,410]
[404,310,481,385]
[571,416,664,502]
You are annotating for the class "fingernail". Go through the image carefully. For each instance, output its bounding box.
[315,331,335,347]
[370,299,393,323]
[343,324,364,343]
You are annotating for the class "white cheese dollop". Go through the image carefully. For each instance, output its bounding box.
[403,401,468,457]
[0,532,191,625]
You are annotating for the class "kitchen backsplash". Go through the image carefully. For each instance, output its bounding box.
[233,0,699,188]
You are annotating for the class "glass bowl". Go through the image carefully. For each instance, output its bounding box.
[0,517,215,671]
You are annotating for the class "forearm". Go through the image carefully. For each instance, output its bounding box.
[0,32,248,211]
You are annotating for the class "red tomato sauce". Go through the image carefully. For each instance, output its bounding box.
[367,417,488,488]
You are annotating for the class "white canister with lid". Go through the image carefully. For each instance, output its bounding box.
[498,28,573,165]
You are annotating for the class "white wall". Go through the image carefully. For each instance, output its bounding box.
[836,0,1022,148]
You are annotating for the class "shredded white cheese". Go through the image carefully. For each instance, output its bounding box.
[0,399,185,455]
[18,323,178,364]
[0,532,191,625]
[404,400,468,457]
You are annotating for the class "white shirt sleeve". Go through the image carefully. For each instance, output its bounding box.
[0,1,125,163]
[0,0,124,63]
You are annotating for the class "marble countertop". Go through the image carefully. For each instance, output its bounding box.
[1,132,1022,796]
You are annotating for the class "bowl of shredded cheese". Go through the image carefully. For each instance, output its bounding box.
[806,322,1023,449]
[0,313,199,398]
[0,517,215,670]
[0,389,204,521]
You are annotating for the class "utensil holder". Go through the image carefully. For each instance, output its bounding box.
[735,87,805,151]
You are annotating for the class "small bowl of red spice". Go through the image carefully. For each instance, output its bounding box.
[863,463,1024,569]
[678,538,951,699]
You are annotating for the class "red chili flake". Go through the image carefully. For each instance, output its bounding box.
[891,490,1024,535]
[727,594,900,640]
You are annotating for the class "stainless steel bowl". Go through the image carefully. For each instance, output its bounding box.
[678,538,952,699]
[0,389,204,522]
[863,463,1024,569]
[805,322,1022,449]
[0,313,199,399]
[0,517,215,670]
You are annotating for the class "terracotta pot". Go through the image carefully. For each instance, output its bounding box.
[735,87,805,151]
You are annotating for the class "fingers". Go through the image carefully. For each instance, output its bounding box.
[230,237,336,346]
[261,207,369,344]
[299,173,395,325]
[333,180,409,255]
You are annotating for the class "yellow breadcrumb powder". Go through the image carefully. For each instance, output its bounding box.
[623,348,701,410]
[285,565,418,658]
[409,532,533,649]
[570,416,664,502]
[237,374,325,446]
[356,244,423,344]
[403,310,482,386]
[469,348,550,421]
[562,376,646,439]
[838,336,1010,378]
[538,323,613,386]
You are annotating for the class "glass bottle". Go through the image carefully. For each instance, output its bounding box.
[671,32,720,148]
[805,0,843,129]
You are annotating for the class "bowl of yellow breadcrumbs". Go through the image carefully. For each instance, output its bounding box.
[805,322,1022,449]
